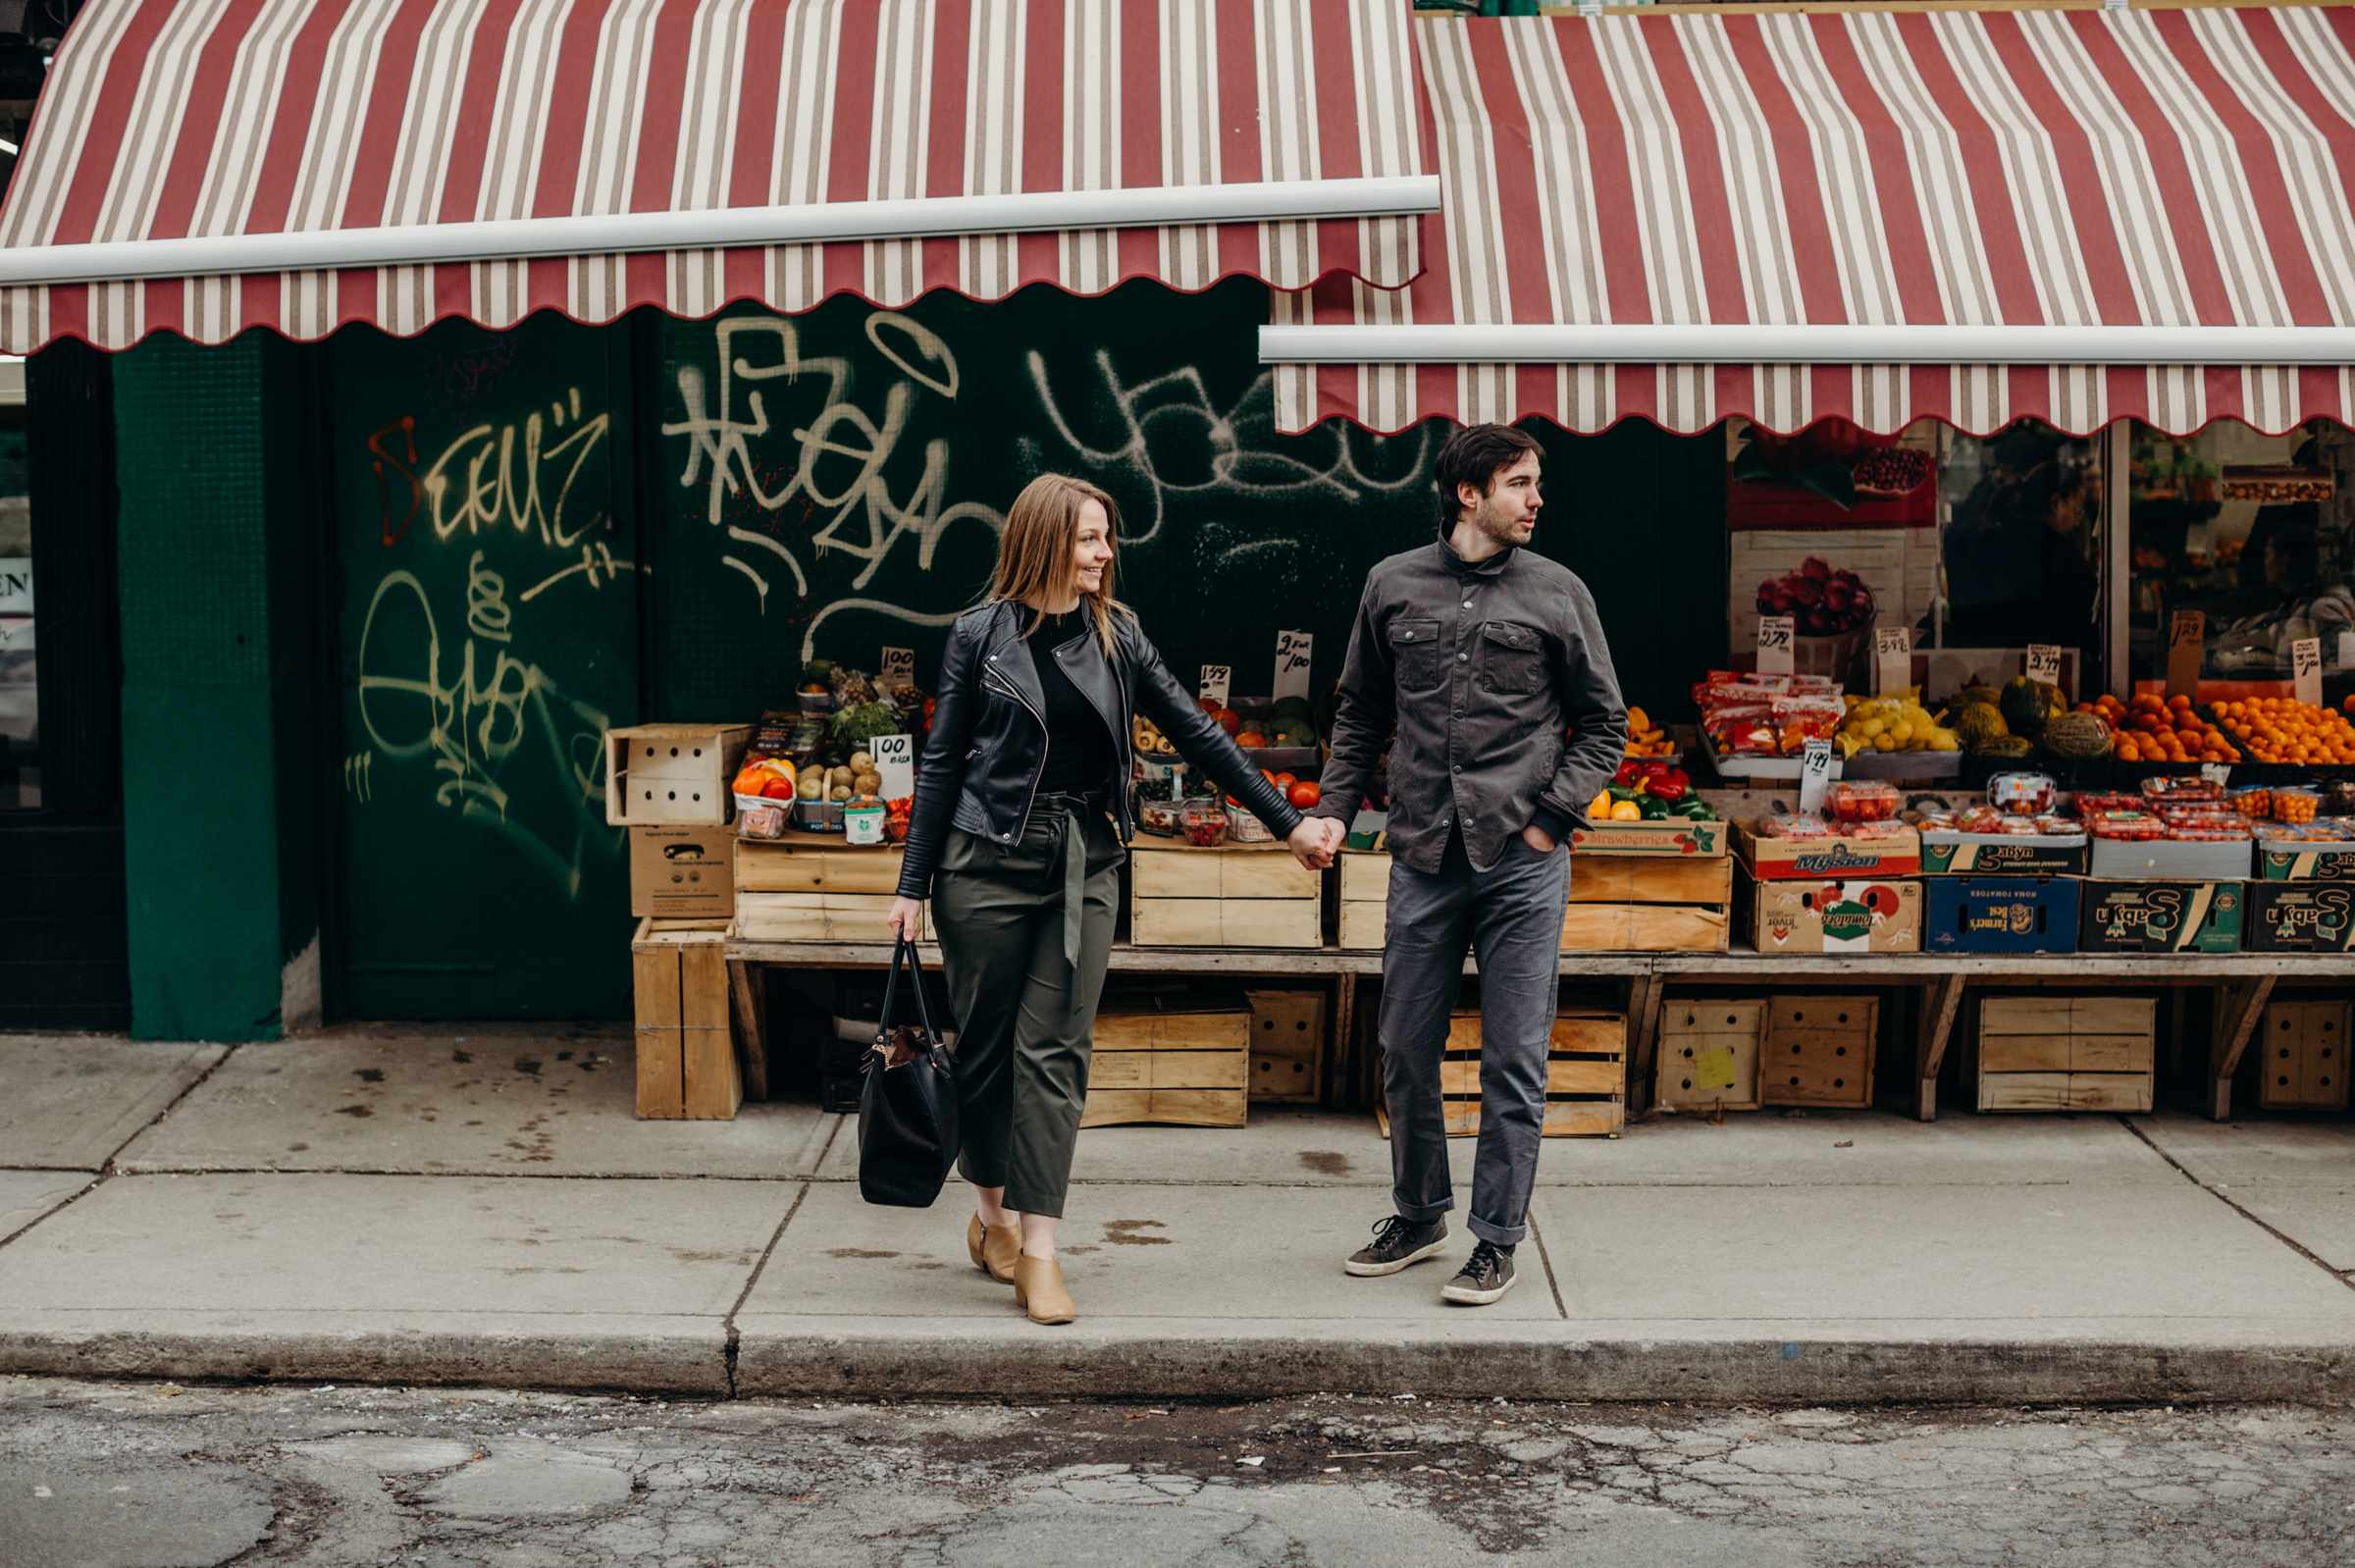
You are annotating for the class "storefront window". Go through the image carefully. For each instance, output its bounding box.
[1728,416,2109,699]
[2126,419,2355,700]
[0,390,29,810]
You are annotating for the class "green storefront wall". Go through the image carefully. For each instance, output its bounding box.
[106,284,1729,1033]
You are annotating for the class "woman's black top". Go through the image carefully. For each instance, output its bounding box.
[1024,607,1118,794]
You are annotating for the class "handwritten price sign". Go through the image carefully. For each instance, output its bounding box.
[1873,625,1910,695]
[879,647,916,688]
[2025,644,2062,687]
[1198,664,1232,707]
[869,733,916,801]
[1798,737,1834,815]
[2294,636,2324,707]
[1274,631,1313,701]
[1756,615,1795,676]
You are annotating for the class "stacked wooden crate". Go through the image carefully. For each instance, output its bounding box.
[1969,996,2155,1113]
[1246,988,1326,1104]
[1129,841,1320,947]
[1654,999,1764,1111]
[732,840,928,941]
[1759,995,1878,1108]
[1337,852,1388,949]
[1336,840,1730,953]
[630,918,742,1119]
[1383,1009,1626,1137]
[1562,854,1732,952]
[1081,997,1250,1127]
[2257,999,2351,1112]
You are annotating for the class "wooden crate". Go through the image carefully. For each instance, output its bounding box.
[1759,995,1877,1108]
[734,838,908,895]
[1568,854,1735,905]
[1246,988,1327,1104]
[1082,1004,1249,1127]
[1130,842,1322,948]
[731,891,928,942]
[1412,1010,1626,1137]
[605,723,752,825]
[1655,999,1764,1112]
[1560,903,1729,952]
[2256,999,2350,1112]
[630,918,741,1120]
[1971,996,2155,1114]
[1337,852,1388,950]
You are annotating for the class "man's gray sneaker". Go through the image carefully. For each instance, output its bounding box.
[1344,1216,1449,1277]
[1441,1240,1516,1305]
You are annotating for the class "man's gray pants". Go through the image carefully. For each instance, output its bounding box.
[1380,832,1571,1246]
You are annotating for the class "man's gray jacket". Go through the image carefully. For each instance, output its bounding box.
[1312,533,1629,875]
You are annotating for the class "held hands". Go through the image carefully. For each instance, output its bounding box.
[1521,822,1557,854]
[886,896,924,943]
[1287,816,1344,870]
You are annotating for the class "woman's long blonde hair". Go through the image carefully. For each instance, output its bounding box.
[988,473,1131,657]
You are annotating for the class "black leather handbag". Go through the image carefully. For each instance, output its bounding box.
[856,937,961,1207]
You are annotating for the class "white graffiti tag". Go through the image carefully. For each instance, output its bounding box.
[356,569,612,896]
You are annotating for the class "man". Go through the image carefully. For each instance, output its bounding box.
[1305,424,1627,1306]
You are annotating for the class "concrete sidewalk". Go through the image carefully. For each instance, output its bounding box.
[2,1024,2351,1402]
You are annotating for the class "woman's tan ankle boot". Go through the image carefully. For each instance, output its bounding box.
[1012,1254,1075,1325]
[967,1214,1021,1283]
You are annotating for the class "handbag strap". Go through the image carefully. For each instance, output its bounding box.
[874,936,944,1053]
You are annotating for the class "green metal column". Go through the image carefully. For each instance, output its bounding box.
[115,336,326,1040]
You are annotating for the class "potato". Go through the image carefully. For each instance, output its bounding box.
[797,776,824,800]
[828,765,854,788]
[829,784,852,803]
[848,751,874,773]
[854,771,883,796]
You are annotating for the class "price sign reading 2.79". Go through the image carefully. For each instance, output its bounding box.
[1756,615,1796,676]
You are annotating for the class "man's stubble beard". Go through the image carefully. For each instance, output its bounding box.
[1471,494,1533,548]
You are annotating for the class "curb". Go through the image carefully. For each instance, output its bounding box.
[10,1320,2345,1404]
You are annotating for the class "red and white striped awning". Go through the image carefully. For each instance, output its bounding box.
[1267,8,2355,439]
[0,0,1432,352]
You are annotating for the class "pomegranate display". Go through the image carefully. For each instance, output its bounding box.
[1756,557,1876,638]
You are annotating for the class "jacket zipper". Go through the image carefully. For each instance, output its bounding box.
[983,667,1049,837]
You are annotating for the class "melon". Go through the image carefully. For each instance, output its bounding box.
[1973,735,2037,760]
[1951,704,2011,751]
[2040,710,2113,761]
[1999,677,2066,738]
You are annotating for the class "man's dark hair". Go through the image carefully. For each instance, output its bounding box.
[1436,423,1544,528]
[2270,524,2323,588]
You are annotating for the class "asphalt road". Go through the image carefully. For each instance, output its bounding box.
[3,1377,2351,1567]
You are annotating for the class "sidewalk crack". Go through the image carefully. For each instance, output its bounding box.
[722,1167,821,1400]
[1523,1206,1570,1321]
[0,1042,247,1251]
[2120,1116,2355,1294]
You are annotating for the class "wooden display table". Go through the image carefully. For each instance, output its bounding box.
[723,933,2355,1128]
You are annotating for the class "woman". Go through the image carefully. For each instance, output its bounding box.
[886,473,1328,1325]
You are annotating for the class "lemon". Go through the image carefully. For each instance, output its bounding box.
[1872,733,1898,753]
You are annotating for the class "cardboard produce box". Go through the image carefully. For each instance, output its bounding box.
[1733,819,1920,880]
[1923,874,2080,954]
[605,723,752,825]
[1740,873,1921,954]
[2255,831,2355,881]
[1566,817,1726,858]
[2088,836,2254,881]
[1916,829,2087,877]
[2077,881,2244,955]
[2245,881,2355,953]
[630,825,736,918]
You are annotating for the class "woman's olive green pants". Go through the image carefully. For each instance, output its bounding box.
[931,795,1124,1219]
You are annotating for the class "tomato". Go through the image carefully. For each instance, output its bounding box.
[1288,780,1321,809]
[1201,696,1223,714]
[1273,771,1298,790]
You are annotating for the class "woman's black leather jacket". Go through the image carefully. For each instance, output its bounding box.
[895,600,1305,899]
